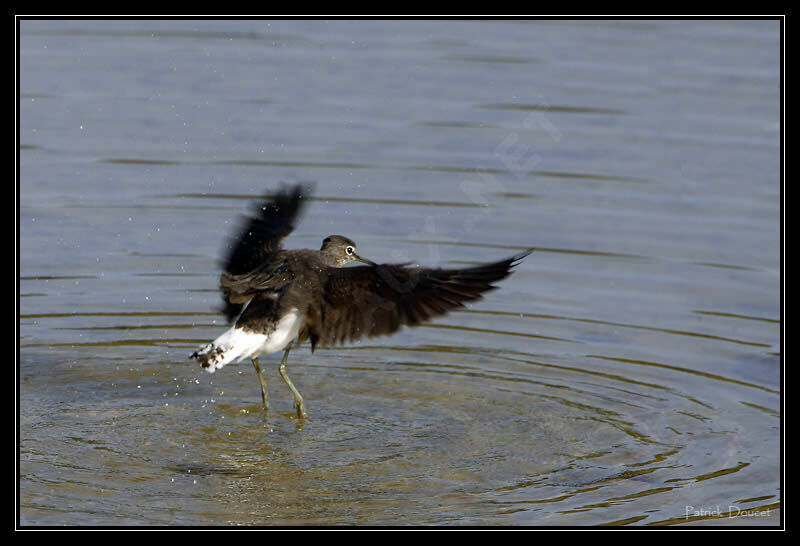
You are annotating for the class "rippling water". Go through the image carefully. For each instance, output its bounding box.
[19,19,781,526]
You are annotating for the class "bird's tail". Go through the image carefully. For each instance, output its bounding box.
[189,326,267,373]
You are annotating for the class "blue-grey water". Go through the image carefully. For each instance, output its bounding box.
[19,19,781,526]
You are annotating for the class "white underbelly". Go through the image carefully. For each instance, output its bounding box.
[195,308,303,373]
[250,308,303,357]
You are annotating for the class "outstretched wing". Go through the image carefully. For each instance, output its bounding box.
[222,184,312,275]
[303,250,531,349]
[220,256,292,304]
[219,184,311,322]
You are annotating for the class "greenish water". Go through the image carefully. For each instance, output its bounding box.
[19,19,781,526]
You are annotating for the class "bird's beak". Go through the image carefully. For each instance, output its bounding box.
[354,253,377,266]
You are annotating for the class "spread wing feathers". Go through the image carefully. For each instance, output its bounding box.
[304,250,531,349]
[218,184,310,322]
[221,184,311,276]
[221,259,292,303]
[219,258,294,322]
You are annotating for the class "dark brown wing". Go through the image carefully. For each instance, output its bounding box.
[220,257,292,304]
[222,184,311,275]
[303,250,531,350]
[219,185,310,321]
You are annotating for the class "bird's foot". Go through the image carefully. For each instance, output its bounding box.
[294,400,308,419]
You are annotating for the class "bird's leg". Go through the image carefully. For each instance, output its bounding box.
[278,343,307,419]
[252,358,269,411]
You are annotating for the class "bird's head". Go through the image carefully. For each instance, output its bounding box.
[320,235,375,267]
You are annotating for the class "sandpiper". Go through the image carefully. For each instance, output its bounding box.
[190,185,531,418]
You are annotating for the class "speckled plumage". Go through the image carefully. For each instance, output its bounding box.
[189,185,531,417]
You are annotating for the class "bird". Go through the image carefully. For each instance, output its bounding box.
[190,184,531,418]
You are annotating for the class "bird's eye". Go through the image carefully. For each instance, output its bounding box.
[346,246,354,255]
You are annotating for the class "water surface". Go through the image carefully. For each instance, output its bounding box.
[19,19,781,526]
